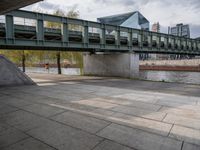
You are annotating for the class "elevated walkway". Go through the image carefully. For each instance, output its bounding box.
[0,0,42,14]
[0,10,199,55]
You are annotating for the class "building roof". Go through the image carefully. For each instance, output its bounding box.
[97,11,149,26]
[97,11,137,26]
[138,12,149,25]
[0,0,42,14]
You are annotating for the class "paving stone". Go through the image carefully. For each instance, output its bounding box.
[51,103,116,121]
[163,114,200,130]
[158,96,197,105]
[169,125,200,145]
[2,74,200,150]
[0,124,6,133]
[93,98,161,111]
[93,140,134,150]
[97,123,182,150]
[0,96,33,108]
[0,122,14,135]
[0,95,10,100]
[182,142,200,150]
[111,105,166,121]
[27,90,83,102]
[22,103,66,117]
[91,108,116,116]
[12,91,71,106]
[8,92,43,100]
[112,93,158,103]
[52,111,110,133]
[50,94,83,102]
[159,106,200,119]
[2,137,56,150]
[110,113,172,136]
[0,110,51,132]
[156,100,188,108]
[51,103,172,137]
[0,104,18,115]
[72,99,118,109]
[30,97,61,105]
[156,101,200,112]
[27,121,103,150]
[51,102,97,112]
[0,128,28,149]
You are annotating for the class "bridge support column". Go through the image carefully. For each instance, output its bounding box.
[57,52,61,75]
[83,53,139,78]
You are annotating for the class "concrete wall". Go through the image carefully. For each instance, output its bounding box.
[0,55,35,86]
[83,53,139,78]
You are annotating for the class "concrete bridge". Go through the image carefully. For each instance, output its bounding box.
[0,0,42,14]
[0,10,200,78]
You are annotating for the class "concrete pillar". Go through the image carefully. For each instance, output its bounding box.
[83,53,139,78]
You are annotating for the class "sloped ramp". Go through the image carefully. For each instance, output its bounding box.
[0,55,35,86]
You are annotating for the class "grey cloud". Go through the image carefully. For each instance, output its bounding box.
[190,24,200,38]
[38,2,60,10]
[23,0,200,37]
[94,0,150,6]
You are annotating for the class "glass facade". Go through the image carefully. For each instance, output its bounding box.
[97,11,150,60]
[97,11,149,31]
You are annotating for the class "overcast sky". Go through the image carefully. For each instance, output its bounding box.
[23,0,200,38]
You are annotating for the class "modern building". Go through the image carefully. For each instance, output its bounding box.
[98,11,150,60]
[170,23,190,38]
[169,24,191,59]
[98,11,150,31]
[152,22,160,33]
[150,22,168,60]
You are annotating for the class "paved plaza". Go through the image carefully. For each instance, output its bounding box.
[0,73,200,150]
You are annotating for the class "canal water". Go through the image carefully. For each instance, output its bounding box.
[23,67,200,85]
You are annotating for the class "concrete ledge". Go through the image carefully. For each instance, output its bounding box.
[0,55,35,86]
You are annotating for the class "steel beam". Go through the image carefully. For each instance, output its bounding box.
[0,9,200,55]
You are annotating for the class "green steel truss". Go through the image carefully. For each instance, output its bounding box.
[0,10,200,55]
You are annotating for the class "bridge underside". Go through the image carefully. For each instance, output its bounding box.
[0,0,42,14]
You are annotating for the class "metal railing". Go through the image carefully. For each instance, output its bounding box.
[0,9,199,55]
